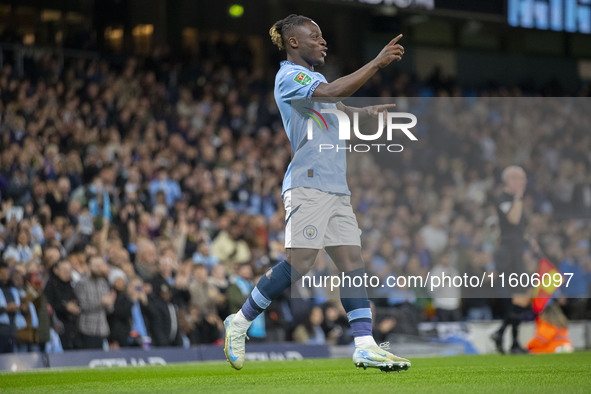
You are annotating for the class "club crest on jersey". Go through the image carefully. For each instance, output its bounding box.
[303,225,318,240]
[294,72,312,86]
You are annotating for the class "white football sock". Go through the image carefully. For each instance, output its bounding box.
[232,310,253,332]
[354,335,378,349]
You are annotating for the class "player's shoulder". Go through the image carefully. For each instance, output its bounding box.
[277,60,310,75]
[276,61,324,85]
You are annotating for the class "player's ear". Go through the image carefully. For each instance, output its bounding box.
[288,36,298,49]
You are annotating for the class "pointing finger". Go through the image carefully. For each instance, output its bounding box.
[374,104,397,111]
[389,34,403,46]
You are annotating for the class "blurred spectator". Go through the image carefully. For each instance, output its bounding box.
[189,263,219,314]
[134,238,158,281]
[211,217,251,267]
[3,228,35,265]
[208,264,229,318]
[430,250,462,322]
[227,263,254,313]
[12,268,38,352]
[321,302,349,345]
[151,248,190,308]
[74,255,115,349]
[42,246,62,272]
[7,165,30,206]
[127,276,150,346]
[372,308,398,343]
[151,248,177,287]
[208,265,229,294]
[19,269,50,351]
[182,306,223,345]
[293,306,326,345]
[192,242,219,269]
[146,282,182,347]
[85,177,112,223]
[0,262,19,353]
[463,248,494,321]
[558,242,590,320]
[107,269,133,349]
[44,259,80,350]
[149,163,181,208]
[419,214,449,255]
[46,176,71,218]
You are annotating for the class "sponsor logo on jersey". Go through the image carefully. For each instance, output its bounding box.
[294,72,312,86]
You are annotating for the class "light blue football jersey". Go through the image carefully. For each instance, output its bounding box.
[274,61,350,197]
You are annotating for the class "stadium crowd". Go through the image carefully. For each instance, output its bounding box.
[1,38,591,353]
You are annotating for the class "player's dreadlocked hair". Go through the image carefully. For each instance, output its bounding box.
[269,14,313,51]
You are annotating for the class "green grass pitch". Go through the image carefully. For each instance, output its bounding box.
[2,352,591,393]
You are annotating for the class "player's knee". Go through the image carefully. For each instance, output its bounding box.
[286,249,317,275]
[291,258,315,275]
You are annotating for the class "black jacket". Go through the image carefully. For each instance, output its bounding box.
[146,295,182,347]
[108,291,133,346]
[0,283,17,337]
[150,274,190,308]
[44,273,78,326]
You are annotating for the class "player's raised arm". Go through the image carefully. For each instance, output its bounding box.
[313,34,404,98]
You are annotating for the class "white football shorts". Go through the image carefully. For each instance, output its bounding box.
[283,187,361,249]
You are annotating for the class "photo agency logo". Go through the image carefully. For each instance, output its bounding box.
[305,107,418,153]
